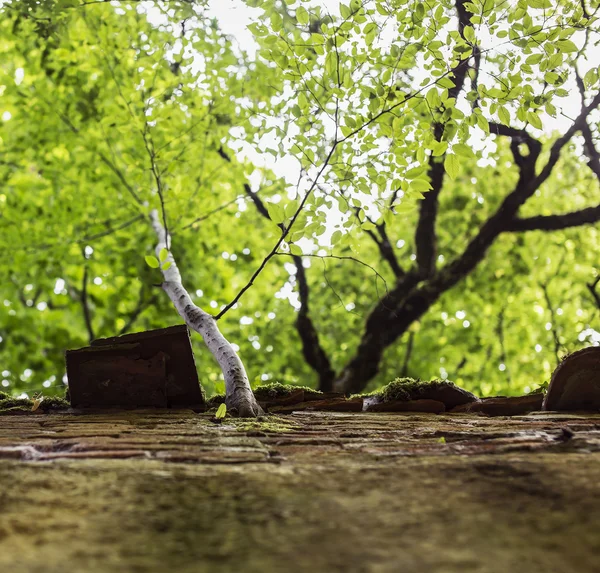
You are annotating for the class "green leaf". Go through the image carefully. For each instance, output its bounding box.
[410,178,433,192]
[498,106,511,126]
[415,2,425,20]
[444,153,460,180]
[162,261,172,271]
[452,143,475,158]
[556,39,578,53]
[215,403,227,419]
[290,244,302,256]
[527,111,542,129]
[145,255,160,269]
[525,53,543,64]
[267,202,285,224]
[159,248,168,262]
[284,200,299,219]
[296,6,309,25]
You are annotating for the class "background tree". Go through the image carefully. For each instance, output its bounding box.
[241,0,600,394]
[0,0,599,401]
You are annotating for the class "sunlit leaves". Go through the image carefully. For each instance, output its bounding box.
[444,154,460,180]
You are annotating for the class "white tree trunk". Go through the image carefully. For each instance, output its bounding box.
[150,210,263,417]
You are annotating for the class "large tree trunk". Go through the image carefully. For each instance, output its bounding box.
[334,279,443,394]
[150,211,262,417]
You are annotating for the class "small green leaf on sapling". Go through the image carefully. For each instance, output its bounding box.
[215,403,227,419]
[145,255,160,268]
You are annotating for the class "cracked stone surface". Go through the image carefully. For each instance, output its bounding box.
[1,410,600,572]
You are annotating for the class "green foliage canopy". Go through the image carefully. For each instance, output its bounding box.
[0,0,598,399]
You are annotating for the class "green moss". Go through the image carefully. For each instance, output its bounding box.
[253,382,317,400]
[0,390,9,401]
[361,377,461,402]
[230,415,300,434]
[206,394,226,409]
[0,397,34,413]
[40,396,70,410]
[206,384,318,410]
[0,394,69,414]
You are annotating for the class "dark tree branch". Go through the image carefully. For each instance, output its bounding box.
[336,186,404,278]
[376,222,404,278]
[335,90,600,394]
[439,93,600,292]
[454,356,467,376]
[400,331,415,377]
[540,282,562,366]
[470,45,482,110]
[80,266,95,344]
[82,214,145,243]
[533,91,600,188]
[496,307,512,384]
[415,0,478,279]
[587,275,600,311]
[506,205,600,231]
[216,140,338,319]
[575,72,600,177]
[118,284,158,336]
[225,149,336,389]
[294,260,336,391]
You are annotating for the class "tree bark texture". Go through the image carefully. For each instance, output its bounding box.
[150,210,262,417]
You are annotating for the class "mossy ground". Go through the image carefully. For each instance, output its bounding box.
[229,415,301,434]
[0,395,70,414]
[1,411,600,573]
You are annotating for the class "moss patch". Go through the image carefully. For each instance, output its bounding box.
[0,394,70,414]
[40,396,70,411]
[253,382,317,401]
[0,397,34,413]
[230,415,301,434]
[362,377,465,402]
[207,383,319,410]
[205,394,226,409]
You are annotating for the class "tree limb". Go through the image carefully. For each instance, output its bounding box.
[415,0,478,279]
[335,91,600,394]
[80,266,95,344]
[236,168,336,390]
[400,331,415,377]
[118,283,158,336]
[150,210,262,417]
[215,142,338,319]
[587,275,600,311]
[506,205,600,231]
